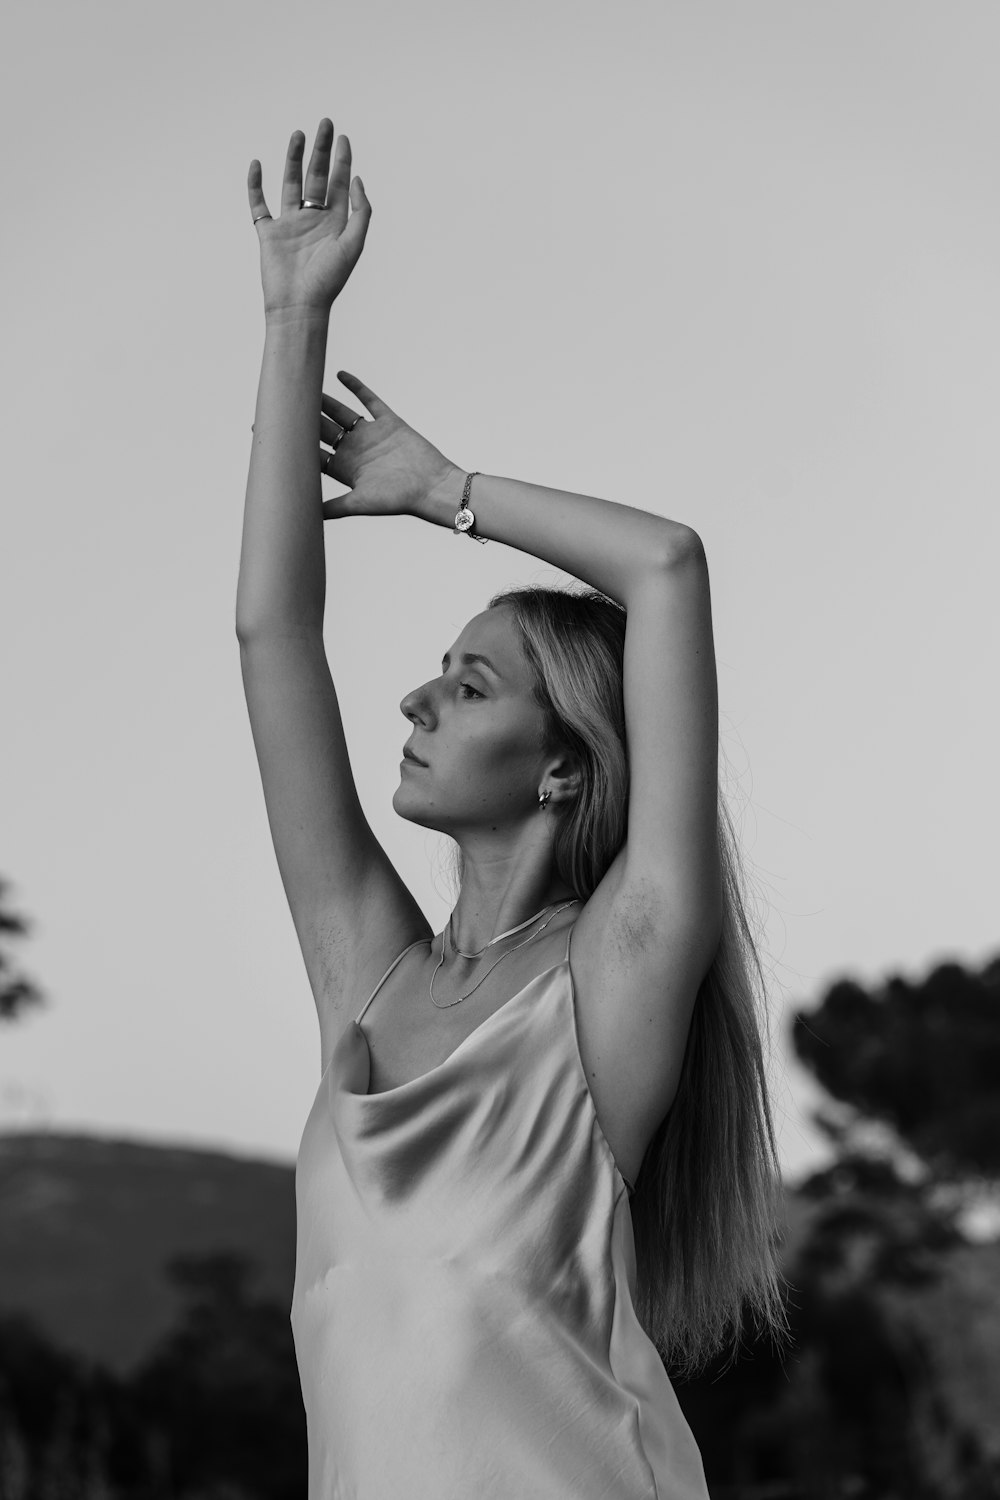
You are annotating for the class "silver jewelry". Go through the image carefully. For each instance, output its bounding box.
[538,789,551,809]
[448,901,565,960]
[453,471,488,544]
[252,213,272,225]
[328,414,361,455]
[322,450,336,475]
[429,900,580,1008]
[300,198,328,210]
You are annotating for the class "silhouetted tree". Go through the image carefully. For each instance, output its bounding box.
[0,878,45,1023]
[792,954,1000,1177]
[778,950,1000,1497]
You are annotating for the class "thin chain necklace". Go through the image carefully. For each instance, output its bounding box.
[447,901,568,959]
[429,899,580,1009]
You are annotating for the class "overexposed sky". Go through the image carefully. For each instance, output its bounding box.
[2,1,997,1182]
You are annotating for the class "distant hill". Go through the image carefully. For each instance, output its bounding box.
[0,1130,296,1374]
[0,1130,818,1378]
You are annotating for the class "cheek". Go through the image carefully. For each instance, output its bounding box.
[463,723,539,786]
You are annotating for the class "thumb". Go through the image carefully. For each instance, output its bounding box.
[320,491,359,522]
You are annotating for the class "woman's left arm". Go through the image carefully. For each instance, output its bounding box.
[322,375,723,955]
[421,473,724,959]
[419,466,699,601]
[324,370,696,601]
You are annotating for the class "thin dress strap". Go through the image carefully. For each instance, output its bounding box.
[355,939,429,1025]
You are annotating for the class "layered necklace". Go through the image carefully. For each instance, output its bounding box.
[428,899,581,1009]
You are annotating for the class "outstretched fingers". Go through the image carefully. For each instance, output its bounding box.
[327,133,353,233]
[330,175,369,263]
[321,391,363,431]
[337,369,388,418]
[280,130,306,213]
[302,118,335,208]
[247,160,272,225]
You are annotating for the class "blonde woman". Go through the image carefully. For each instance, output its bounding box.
[238,118,785,1499]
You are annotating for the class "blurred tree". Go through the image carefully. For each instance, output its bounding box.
[792,955,1000,1177]
[133,1251,306,1497]
[0,878,45,1023]
[681,952,1000,1495]
[778,950,1000,1496]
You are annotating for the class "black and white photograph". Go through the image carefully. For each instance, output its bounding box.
[2,3,998,1496]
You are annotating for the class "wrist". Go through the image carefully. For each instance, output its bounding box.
[263,303,332,332]
[417,462,468,527]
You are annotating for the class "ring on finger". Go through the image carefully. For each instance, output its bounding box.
[329,416,362,451]
[300,198,329,210]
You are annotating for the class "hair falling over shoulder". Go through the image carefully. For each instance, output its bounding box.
[446,583,787,1375]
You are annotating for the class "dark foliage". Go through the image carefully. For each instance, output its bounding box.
[0,877,44,1022]
[677,1149,998,1499]
[132,1252,307,1497]
[0,1253,306,1499]
[792,955,1000,1176]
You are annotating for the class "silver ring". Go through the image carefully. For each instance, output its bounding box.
[300,198,328,210]
[330,416,362,450]
[326,416,362,459]
[322,448,337,472]
[252,213,272,225]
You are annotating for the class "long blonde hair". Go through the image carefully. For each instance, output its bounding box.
[447,583,786,1375]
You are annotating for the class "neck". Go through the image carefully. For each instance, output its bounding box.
[447,856,577,955]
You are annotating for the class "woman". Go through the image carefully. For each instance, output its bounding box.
[238,119,785,1499]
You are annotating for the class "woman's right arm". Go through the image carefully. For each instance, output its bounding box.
[235,307,328,636]
[235,123,430,1057]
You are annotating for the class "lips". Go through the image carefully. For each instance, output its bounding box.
[402,747,428,767]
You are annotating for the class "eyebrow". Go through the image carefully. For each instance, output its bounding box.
[441,651,504,679]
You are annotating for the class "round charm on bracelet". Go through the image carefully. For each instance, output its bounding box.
[452,470,489,544]
[454,506,489,544]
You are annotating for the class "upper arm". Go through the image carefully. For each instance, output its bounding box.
[619,531,722,942]
[239,631,431,1049]
[574,534,723,1113]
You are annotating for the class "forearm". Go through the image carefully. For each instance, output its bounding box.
[417,467,699,606]
[236,309,330,637]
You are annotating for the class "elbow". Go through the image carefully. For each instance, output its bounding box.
[658,525,705,569]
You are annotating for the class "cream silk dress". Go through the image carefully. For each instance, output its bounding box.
[290,918,709,1499]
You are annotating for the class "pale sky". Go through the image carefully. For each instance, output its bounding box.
[2,1,997,1183]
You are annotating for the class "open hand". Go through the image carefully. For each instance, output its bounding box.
[318,372,462,521]
[248,119,372,315]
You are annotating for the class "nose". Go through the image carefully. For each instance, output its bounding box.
[399,679,435,723]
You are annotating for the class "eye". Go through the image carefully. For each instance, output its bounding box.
[459,683,483,700]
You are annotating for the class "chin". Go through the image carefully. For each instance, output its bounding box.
[391,784,442,833]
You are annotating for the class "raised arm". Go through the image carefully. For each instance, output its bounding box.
[236,123,429,1066]
[236,121,370,634]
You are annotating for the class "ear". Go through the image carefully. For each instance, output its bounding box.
[542,748,583,808]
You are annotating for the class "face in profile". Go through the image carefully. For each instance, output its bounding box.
[393,605,554,838]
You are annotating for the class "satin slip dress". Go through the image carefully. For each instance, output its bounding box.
[290,916,709,1500]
